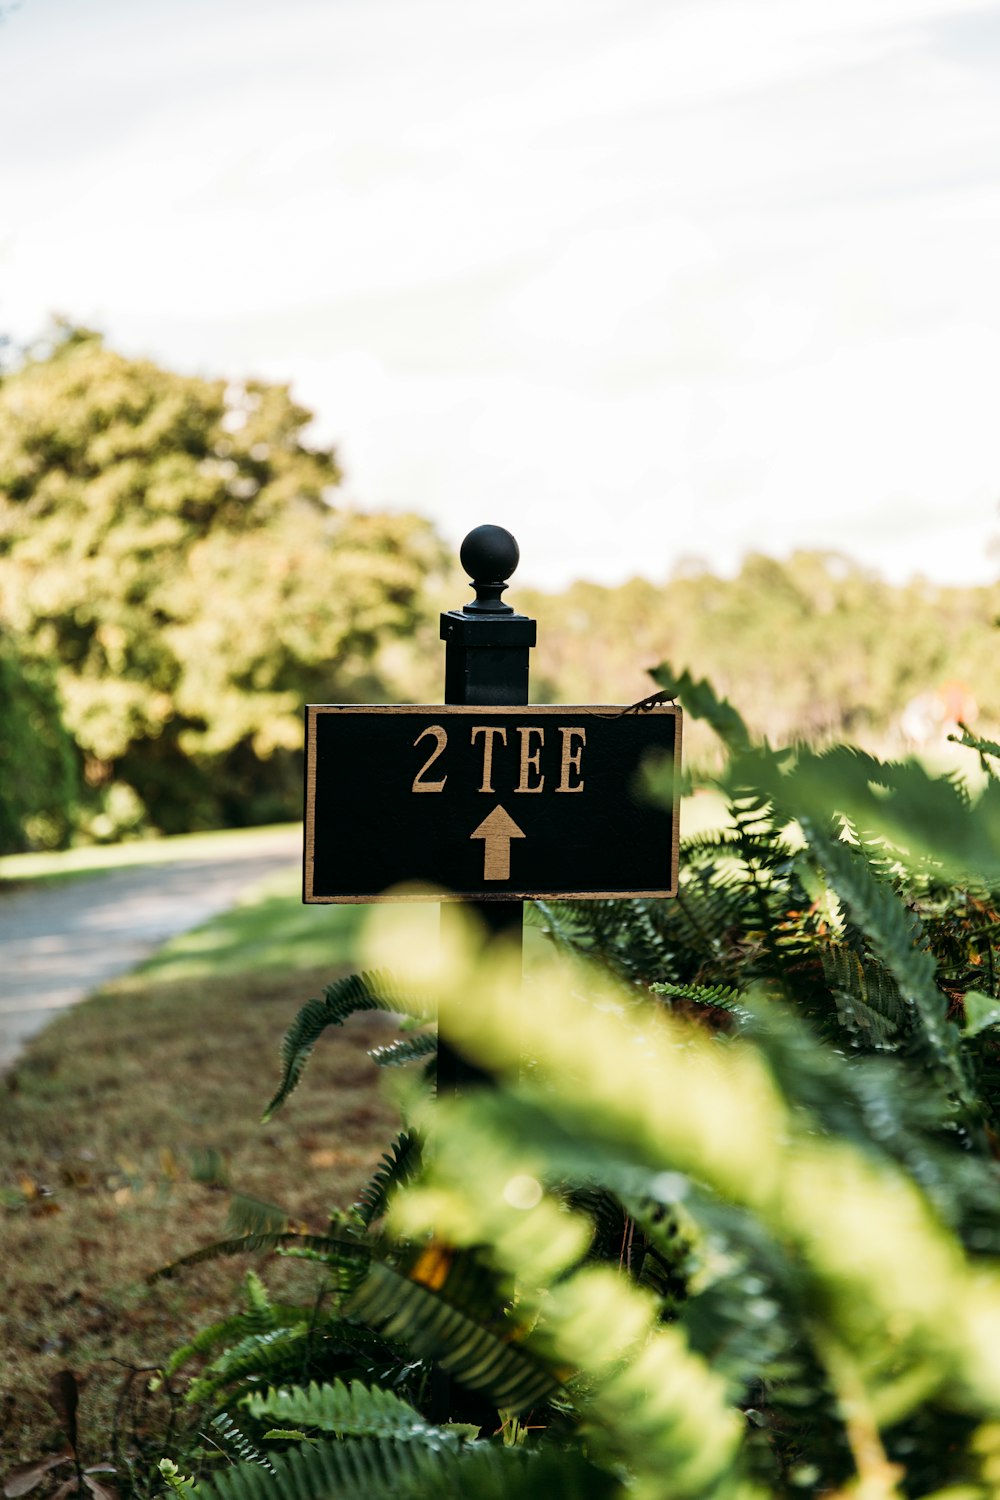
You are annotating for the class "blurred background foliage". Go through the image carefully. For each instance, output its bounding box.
[520,559,998,770]
[0,324,996,853]
[0,325,446,848]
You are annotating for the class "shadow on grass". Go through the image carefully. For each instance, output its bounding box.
[136,869,424,983]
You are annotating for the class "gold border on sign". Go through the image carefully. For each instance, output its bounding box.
[303,703,683,903]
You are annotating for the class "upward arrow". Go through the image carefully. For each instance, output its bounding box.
[470,804,526,881]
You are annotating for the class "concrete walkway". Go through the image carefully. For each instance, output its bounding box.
[0,827,301,1071]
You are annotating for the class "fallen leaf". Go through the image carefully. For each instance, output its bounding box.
[3,1452,72,1498]
[83,1475,117,1500]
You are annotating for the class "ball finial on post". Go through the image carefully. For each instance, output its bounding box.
[459,524,520,614]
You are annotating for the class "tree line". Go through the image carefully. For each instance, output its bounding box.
[1,325,996,854]
[0,326,445,851]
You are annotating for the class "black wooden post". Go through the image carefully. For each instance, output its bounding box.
[438,524,535,1090]
[430,524,534,1426]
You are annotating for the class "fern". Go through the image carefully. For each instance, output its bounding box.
[649,666,753,753]
[346,1261,558,1413]
[263,970,418,1121]
[186,1328,316,1407]
[950,723,1000,778]
[353,1130,422,1228]
[165,1275,296,1376]
[244,1378,438,1442]
[650,980,749,1020]
[819,942,906,1048]
[152,1229,374,1282]
[799,820,972,1107]
[369,1034,437,1069]
[194,1434,616,1500]
[210,1413,274,1471]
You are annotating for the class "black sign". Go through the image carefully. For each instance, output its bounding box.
[304,704,681,903]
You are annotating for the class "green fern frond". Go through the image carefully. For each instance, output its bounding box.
[800,823,971,1105]
[196,1434,438,1500]
[649,664,753,753]
[353,1130,422,1228]
[211,1412,274,1471]
[242,1271,273,1328]
[186,1327,314,1406]
[244,1378,437,1442]
[529,900,595,956]
[195,1433,616,1500]
[369,1034,437,1069]
[165,1276,291,1376]
[651,980,750,1019]
[166,1315,270,1379]
[263,970,416,1122]
[346,1261,558,1413]
[820,944,906,1048]
[564,1185,628,1266]
[950,724,1000,778]
[151,1229,371,1283]
[679,828,764,859]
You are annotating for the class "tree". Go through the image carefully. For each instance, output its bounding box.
[0,627,78,853]
[0,326,445,835]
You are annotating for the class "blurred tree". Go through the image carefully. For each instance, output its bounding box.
[522,551,999,764]
[0,627,79,854]
[0,325,446,836]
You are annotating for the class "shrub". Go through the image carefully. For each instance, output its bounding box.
[154,673,1000,1499]
[0,628,78,853]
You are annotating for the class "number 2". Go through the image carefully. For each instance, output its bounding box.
[412,724,448,792]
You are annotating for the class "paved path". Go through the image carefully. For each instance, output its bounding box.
[0,828,301,1071]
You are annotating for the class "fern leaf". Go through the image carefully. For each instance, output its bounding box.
[198,1434,431,1500]
[242,1271,274,1329]
[651,980,750,1019]
[245,1378,438,1443]
[650,664,753,753]
[164,1276,289,1376]
[800,823,970,1100]
[353,1130,422,1228]
[150,1229,372,1283]
[263,970,417,1121]
[211,1413,274,1471]
[820,944,906,1048]
[369,1034,437,1069]
[196,1434,614,1500]
[950,724,1000,778]
[186,1327,313,1406]
[346,1261,558,1413]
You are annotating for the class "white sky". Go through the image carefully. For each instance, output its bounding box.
[2,0,1000,589]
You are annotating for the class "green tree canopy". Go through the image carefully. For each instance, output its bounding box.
[0,326,445,835]
[0,627,79,853]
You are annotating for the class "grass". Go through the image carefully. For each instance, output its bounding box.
[0,824,300,886]
[0,797,709,1482]
[0,879,409,1482]
[137,869,376,981]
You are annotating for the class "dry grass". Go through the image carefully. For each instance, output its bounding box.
[0,962,401,1479]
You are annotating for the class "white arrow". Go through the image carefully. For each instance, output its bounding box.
[470,804,526,881]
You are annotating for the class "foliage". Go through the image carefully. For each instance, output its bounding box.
[0,627,78,853]
[521,553,1000,763]
[150,672,1000,1500]
[0,324,445,837]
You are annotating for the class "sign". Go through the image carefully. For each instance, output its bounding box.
[304,704,681,903]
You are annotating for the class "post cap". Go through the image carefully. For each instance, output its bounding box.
[460,524,520,614]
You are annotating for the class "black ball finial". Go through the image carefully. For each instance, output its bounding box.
[460,524,520,614]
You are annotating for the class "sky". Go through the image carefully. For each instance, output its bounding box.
[2,0,1000,591]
